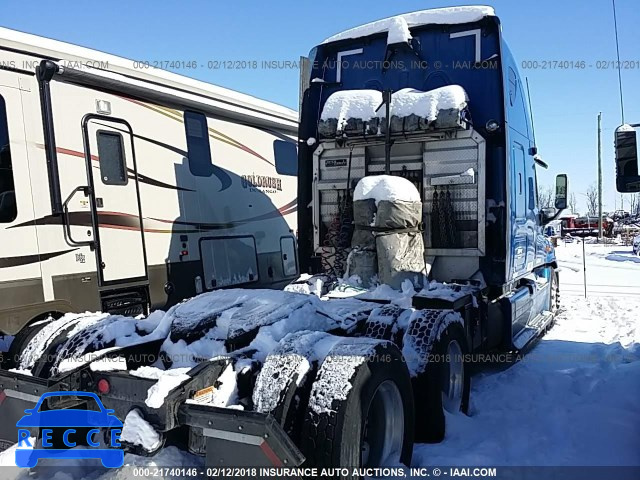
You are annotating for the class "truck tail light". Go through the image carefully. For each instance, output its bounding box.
[97,378,111,394]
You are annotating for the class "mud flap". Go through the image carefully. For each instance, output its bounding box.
[0,370,78,452]
[178,403,304,467]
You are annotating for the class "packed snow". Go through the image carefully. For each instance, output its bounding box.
[390,86,468,120]
[320,86,468,133]
[412,240,640,467]
[121,409,162,452]
[322,6,495,44]
[129,366,191,409]
[353,175,421,205]
[386,16,412,45]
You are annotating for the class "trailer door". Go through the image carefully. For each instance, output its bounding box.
[82,116,147,286]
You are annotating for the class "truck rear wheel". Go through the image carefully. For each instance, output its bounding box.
[301,342,413,476]
[3,314,58,370]
[413,322,470,443]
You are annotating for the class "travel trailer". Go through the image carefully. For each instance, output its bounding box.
[0,28,299,333]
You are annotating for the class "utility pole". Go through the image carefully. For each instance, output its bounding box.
[597,112,603,241]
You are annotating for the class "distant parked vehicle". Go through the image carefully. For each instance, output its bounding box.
[633,234,640,255]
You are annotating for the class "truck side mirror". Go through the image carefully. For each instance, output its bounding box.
[554,174,568,210]
[615,124,640,192]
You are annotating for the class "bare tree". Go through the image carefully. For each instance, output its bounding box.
[629,193,640,215]
[569,192,577,214]
[585,183,598,216]
[538,186,555,209]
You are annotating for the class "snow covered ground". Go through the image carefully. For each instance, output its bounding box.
[555,237,640,297]
[414,239,640,467]
[1,240,638,476]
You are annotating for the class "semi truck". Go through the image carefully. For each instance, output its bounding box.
[0,5,568,475]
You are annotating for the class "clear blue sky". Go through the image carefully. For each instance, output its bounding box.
[3,0,639,213]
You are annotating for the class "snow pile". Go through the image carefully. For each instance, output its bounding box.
[386,16,412,45]
[356,278,417,308]
[319,89,381,126]
[319,86,468,136]
[89,355,127,372]
[617,123,636,132]
[284,273,326,297]
[129,366,191,409]
[391,86,468,121]
[417,280,478,302]
[353,175,421,205]
[208,364,239,407]
[121,409,162,452]
[322,6,495,44]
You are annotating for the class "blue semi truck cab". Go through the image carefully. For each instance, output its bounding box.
[297,5,568,352]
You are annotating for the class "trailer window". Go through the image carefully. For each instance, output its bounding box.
[0,95,17,223]
[97,131,127,185]
[184,111,212,177]
[273,140,297,176]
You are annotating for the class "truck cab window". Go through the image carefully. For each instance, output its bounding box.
[0,95,17,223]
[273,140,297,176]
[97,131,127,185]
[184,111,213,177]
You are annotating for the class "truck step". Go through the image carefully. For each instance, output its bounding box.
[512,311,554,350]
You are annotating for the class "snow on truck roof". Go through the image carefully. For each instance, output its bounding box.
[320,86,468,123]
[322,5,496,44]
[0,27,297,125]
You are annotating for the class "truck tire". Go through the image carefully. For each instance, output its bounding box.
[4,314,57,369]
[301,341,413,475]
[413,322,470,443]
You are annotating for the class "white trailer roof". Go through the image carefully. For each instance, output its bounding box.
[322,5,496,44]
[0,27,298,127]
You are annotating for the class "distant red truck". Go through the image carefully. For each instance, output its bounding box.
[560,214,614,237]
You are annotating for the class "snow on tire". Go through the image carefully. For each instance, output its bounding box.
[301,339,414,474]
[253,331,331,442]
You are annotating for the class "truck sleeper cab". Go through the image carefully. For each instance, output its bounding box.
[297,5,565,352]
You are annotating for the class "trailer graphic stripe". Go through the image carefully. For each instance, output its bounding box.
[37,144,196,193]
[7,201,297,234]
[0,248,77,268]
[123,97,275,166]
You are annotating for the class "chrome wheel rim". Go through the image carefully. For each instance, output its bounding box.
[442,340,464,413]
[361,380,404,467]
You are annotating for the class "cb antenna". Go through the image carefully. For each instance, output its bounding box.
[612,0,625,123]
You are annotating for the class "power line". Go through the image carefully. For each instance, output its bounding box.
[612,0,625,123]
